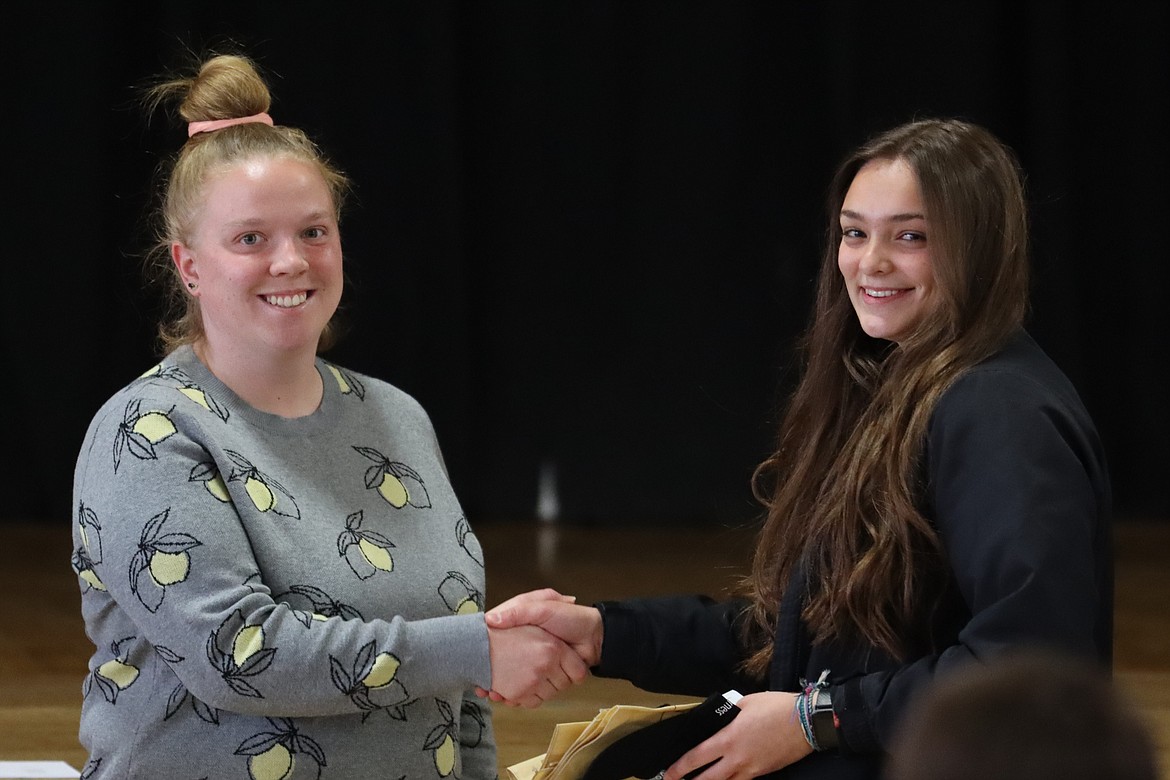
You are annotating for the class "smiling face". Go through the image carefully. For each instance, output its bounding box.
[172,156,343,363]
[837,158,936,344]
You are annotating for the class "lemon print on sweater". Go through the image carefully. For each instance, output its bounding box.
[326,363,366,399]
[330,641,410,721]
[86,636,139,704]
[208,610,278,699]
[235,719,325,780]
[224,449,301,519]
[352,446,431,509]
[439,571,483,615]
[424,700,460,776]
[189,461,233,502]
[73,502,106,591]
[278,584,365,628]
[128,508,201,613]
[176,380,231,421]
[337,510,396,579]
[456,515,484,567]
[113,400,177,472]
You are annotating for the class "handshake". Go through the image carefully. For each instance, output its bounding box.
[479,588,604,708]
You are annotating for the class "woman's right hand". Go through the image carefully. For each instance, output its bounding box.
[479,588,604,704]
[486,621,590,707]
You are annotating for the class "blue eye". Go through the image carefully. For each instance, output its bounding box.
[240,233,261,246]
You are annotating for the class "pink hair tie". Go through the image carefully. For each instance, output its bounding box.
[187,112,274,138]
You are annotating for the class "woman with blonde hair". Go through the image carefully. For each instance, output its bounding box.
[486,118,1112,779]
[71,52,583,779]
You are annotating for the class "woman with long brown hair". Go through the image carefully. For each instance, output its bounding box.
[484,118,1111,779]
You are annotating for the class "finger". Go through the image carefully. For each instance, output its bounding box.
[664,739,727,780]
[492,588,574,613]
[560,642,591,684]
[484,591,575,626]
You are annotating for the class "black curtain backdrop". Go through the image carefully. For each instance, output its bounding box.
[5,1,1167,527]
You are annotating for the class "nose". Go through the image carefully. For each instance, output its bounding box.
[270,238,309,276]
[857,241,890,276]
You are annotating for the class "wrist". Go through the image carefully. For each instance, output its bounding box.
[585,607,604,666]
[795,671,840,752]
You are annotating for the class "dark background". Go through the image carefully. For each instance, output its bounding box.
[5,1,1167,528]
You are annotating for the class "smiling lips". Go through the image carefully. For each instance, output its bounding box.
[264,292,310,308]
[862,287,909,299]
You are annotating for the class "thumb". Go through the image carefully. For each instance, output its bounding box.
[485,608,512,628]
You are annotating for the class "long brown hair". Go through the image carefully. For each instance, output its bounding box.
[744,119,1030,674]
[141,53,352,355]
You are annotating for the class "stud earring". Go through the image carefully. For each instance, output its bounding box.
[187,282,197,290]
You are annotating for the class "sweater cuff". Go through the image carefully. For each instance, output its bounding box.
[416,612,492,690]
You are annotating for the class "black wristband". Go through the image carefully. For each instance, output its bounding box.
[810,688,839,751]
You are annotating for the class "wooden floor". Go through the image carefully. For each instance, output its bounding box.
[2,518,1167,777]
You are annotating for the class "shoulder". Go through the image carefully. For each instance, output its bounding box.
[934,331,1094,432]
[319,360,432,419]
[925,331,1108,500]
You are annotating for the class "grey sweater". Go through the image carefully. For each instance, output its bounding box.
[71,346,497,779]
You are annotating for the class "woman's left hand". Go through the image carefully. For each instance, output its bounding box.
[661,691,814,780]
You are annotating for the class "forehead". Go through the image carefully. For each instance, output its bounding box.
[194,156,336,219]
[841,158,926,218]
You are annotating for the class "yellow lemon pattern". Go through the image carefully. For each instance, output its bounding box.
[128,508,200,613]
[439,571,484,615]
[327,363,366,399]
[361,652,400,689]
[189,461,233,502]
[246,477,276,512]
[337,510,396,580]
[149,550,190,587]
[235,720,324,780]
[353,446,432,509]
[277,584,365,628]
[97,658,139,689]
[113,400,178,472]
[424,700,460,777]
[176,381,230,421]
[86,636,139,704]
[224,449,301,519]
[330,641,410,720]
[233,625,266,667]
[248,743,292,780]
[208,610,278,699]
[73,502,106,592]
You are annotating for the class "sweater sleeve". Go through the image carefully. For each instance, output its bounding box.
[833,364,1110,752]
[73,389,492,719]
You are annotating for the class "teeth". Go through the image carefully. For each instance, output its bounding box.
[265,292,308,308]
[864,288,899,298]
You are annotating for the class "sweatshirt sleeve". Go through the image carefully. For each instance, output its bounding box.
[593,595,761,697]
[72,388,492,719]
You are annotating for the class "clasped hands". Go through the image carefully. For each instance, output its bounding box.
[480,589,815,780]
[481,588,601,708]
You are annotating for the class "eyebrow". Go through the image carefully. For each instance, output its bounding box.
[840,209,927,222]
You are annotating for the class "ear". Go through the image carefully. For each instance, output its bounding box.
[172,243,199,292]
